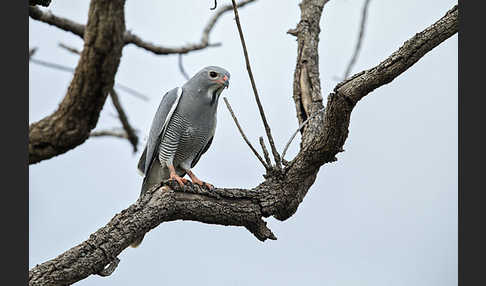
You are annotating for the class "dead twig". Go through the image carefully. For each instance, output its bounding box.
[90,129,130,139]
[58,42,81,55]
[29,57,149,101]
[223,97,269,170]
[259,137,272,167]
[110,89,139,152]
[343,0,371,79]
[29,47,38,59]
[178,54,190,80]
[281,107,325,161]
[30,58,73,72]
[210,0,218,10]
[230,0,282,170]
[115,83,150,101]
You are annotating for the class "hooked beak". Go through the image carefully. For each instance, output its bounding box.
[222,75,230,89]
[216,75,229,89]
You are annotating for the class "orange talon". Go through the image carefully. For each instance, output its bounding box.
[187,170,214,190]
[168,165,186,187]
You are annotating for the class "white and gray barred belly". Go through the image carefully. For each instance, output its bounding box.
[158,112,210,168]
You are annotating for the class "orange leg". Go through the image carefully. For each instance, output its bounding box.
[186,170,214,189]
[168,165,187,187]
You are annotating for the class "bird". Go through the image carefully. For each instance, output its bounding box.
[131,66,230,247]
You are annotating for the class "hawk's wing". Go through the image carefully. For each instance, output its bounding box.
[191,136,213,168]
[137,87,183,176]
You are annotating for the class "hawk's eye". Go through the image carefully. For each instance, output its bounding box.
[209,71,218,78]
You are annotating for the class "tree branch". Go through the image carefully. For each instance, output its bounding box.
[109,89,139,152]
[290,0,329,127]
[178,54,190,80]
[90,129,131,139]
[58,42,81,55]
[28,0,126,164]
[29,3,458,285]
[231,0,282,170]
[343,0,371,79]
[281,107,325,162]
[30,56,150,101]
[29,1,258,56]
[259,136,272,167]
[223,97,269,170]
[29,6,85,38]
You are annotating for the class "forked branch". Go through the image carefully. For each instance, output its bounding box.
[230,0,282,170]
[223,97,269,170]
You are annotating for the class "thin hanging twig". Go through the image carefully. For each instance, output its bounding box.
[230,0,282,170]
[343,0,371,79]
[281,107,325,161]
[178,54,190,80]
[223,97,269,170]
[210,0,217,10]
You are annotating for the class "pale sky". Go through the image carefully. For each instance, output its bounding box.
[29,0,457,285]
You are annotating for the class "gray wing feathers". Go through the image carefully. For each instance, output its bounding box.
[191,137,213,168]
[143,87,183,175]
[137,146,147,176]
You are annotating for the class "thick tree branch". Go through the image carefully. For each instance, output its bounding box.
[29,5,458,285]
[290,0,329,128]
[29,1,257,56]
[28,0,126,164]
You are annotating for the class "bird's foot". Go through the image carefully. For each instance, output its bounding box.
[169,173,187,187]
[191,178,214,190]
[186,169,214,189]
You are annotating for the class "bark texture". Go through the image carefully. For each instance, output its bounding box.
[28,4,458,285]
[28,0,126,164]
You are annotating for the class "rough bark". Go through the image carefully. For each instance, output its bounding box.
[28,0,126,164]
[28,4,458,285]
[289,0,328,129]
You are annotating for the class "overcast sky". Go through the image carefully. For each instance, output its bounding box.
[29,0,458,285]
